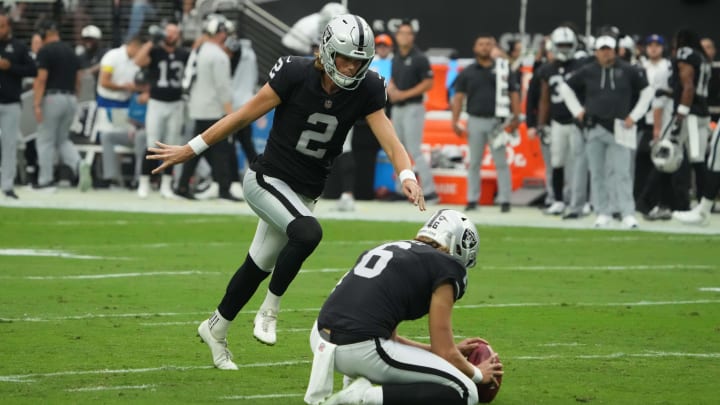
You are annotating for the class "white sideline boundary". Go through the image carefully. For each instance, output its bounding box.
[3,299,719,323]
[2,188,720,235]
[66,384,156,392]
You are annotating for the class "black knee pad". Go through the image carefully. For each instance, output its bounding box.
[286,216,323,249]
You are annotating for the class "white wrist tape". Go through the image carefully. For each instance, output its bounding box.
[472,366,483,384]
[188,135,209,155]
[677,104,690,116]
[398,169,417,183]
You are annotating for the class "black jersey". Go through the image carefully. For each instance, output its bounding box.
[147,46,190,102]
[534,58,587,124]
[672,47,711,116]
[317,240,468,340]
[252,56,386,199]
[36,41,80,93]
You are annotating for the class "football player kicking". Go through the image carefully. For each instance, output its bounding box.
[147,14,426,370]
[304,209,503,405]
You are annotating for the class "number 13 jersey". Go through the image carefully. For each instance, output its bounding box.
[252,56,387,199]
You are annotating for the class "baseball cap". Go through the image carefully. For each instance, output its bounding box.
[595,35,617,49]
[375,34,393,47]
[645,34,665,45]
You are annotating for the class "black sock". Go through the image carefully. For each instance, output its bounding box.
[217,254,270,320]
[703,171,720,200]
[268,216,322,296]
[382,383,467,405]
[692,163,706,201]
[552,167,564,202]
[141,149,154,176]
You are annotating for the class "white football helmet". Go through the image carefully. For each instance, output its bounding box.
[416,209,480,268]
[319,14,375,90]
[550,26,578,62]
[651,138,683,173]
[81,25,102,40]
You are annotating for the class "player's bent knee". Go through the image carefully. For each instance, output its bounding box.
[287,216,323,249]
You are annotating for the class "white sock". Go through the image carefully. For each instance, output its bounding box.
[207,309,231,339]
[363,386,383,405]
[160,175,174,192]
[139,175,150,186]
[260,290,281,312]
[699,197,713,214]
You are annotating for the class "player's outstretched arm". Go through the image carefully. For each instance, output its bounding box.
[366,108,426,211]
[147,84,281,174]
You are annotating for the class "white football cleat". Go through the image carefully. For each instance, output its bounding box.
[195,182,219,200]
[323,377,372,405]
[336,193,355,212]
[621,215,639,229]
[673,208,710,226]
[544,201,565,215]
[197,320,238,370]
[253,308,278,345]
[593,214,612,228]
[137,176,150,199]
[582,202,593,216]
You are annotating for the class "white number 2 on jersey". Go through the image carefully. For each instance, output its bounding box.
[296,113,338,158]
[354,241,412,279]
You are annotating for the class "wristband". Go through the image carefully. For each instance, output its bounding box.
[398,169,417,183]
[471,366,483,384]
[188,135,209,155]
[677,104,690,116]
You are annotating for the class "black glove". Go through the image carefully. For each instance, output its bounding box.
[148,25,165,45]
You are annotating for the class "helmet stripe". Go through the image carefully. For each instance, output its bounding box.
[353,15,365,51]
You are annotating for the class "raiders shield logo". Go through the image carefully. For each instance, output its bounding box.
[324,99,333,109]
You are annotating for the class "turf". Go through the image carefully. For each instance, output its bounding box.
[0,207,718,404]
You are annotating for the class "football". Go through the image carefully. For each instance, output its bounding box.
[467,342,502,403]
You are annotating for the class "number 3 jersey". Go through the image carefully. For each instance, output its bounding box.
[252,56,386,199]
[534,58,588,124]
[317,241,468,340]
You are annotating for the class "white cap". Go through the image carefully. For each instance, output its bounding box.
[595,35,616,49]
[81,25,102,40]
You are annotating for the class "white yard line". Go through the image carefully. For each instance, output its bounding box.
[220,394,304,400]
[0,249,127,260]
[0,360,310,383]
[699,287,720,292]
[19,271,220,280]
[2,264,713,281]
[4,299,719,323]
[4,352,717,386]
[66,384,156,392]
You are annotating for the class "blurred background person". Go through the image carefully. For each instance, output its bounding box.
[281,2,346,56]
[134,22,189,199]
[451,33,521,213]
[76,24,105,79]
[32,20,90,192]
[0,11,37,199]
[700,37,720,122]
[388,20,437,203]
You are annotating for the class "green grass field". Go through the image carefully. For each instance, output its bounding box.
[1,207,719,404]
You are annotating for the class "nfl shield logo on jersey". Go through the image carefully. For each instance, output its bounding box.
[324,99,333,109]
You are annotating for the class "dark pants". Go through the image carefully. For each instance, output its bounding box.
[178,119,233,195]
[637,150,691,213]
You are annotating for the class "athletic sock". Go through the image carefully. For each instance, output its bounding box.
[698,197,713,214]
[363,386,383,405]
[260,290,281,312]
[207,309,231,339]
[217,254,270,320]
[552,167,565,202]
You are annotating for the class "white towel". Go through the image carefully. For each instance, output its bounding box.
[304,324,338,404]
[494,58,511,118]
